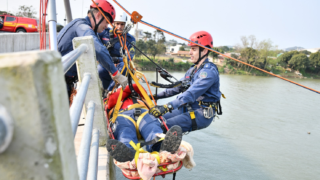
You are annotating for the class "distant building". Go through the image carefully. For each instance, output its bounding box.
[166,44,182,53]
[171,51,190,58]
[134,28,145,40]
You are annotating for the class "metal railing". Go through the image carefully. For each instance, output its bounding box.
[61,42,100,180]
[77,101,98,180]
[62,44,88,73]
[70,73,91,136]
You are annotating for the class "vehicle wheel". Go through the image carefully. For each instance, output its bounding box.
[16,29,26,33]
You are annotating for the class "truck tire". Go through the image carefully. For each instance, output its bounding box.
[16,28,26,33]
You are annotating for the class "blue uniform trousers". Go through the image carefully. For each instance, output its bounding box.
[112,109,163,152]
[163,104,215,133]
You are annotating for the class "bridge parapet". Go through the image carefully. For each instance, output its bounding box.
[0,50,79,179]
[0,36,115,180]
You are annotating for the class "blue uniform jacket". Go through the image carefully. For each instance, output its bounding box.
[98,28,136,61]
[157,59,221,110]
[58,17,117,76]
[98,28,135,91]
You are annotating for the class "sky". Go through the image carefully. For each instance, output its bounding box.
[2,0,320,49]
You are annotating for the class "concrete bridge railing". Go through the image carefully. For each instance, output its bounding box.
[0,33,49,53]
[0,36,115,180]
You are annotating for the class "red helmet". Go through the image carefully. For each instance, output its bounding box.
[188,31,213,48]
[90,0,116,23]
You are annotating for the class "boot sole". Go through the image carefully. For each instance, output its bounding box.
[106,139,135,162]
[160,125,182,154]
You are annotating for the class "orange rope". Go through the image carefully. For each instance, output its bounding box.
[113,0,320,95]
[118,34,156,104]
[143,74,157,105]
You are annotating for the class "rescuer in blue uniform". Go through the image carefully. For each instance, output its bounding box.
[149,31,222,133]
[98,11,136,96]
[58,0,127,99]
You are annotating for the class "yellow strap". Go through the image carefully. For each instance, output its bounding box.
[123,56,154,108]
[222,93,226,99]
[189,111,196,120]
[150,151,168,172]
[111,89,123,124]
[136,111,148,130]
[118,114,142,140]
[119,104,148,113]
[129,141,148,166]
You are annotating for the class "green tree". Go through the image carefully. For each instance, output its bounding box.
[240,47,259,71]
[225,54,239,66]
[146,40,166,60]
[300,50,311,55]
[288,54,309,71]
[179,46,185,51]
[219,46,231,52]
[167,39,177,46]
[0,11,14,15]
[209,47,224,59]
[143,32,152,41]
[309,52,320,73]
[135,39,147,58]
[16,5,36,18]
[277,51,299,67]
[57,25,64,32]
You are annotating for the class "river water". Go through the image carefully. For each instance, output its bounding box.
[115,72,320,180]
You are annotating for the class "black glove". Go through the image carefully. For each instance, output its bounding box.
[149,104,172,118]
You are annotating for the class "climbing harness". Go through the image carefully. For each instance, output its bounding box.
[185,104,197,131]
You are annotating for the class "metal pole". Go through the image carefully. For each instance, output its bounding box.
[77,101,95,180]
[70,73,91,136]
[62,44,88,73]
[0,104,14,154]
[87,129,99,180]
[47,0,58,51]
[63,0,73,23]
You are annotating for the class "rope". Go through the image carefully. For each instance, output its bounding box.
[112,0,320,95]
[39,0,48,50]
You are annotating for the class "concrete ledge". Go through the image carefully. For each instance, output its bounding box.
[0,33,49,53]
[0,50,79,180]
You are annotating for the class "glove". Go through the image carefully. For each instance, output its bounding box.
[149,104,171,118]
[112,71,128,90]
[148,94,158,100]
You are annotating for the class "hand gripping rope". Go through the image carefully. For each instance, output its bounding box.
[112,0,320,95]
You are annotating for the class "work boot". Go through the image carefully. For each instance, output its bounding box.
[107,139,135,162]
[160,125,182,154]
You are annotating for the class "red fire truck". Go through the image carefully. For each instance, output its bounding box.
[0,14,38,33]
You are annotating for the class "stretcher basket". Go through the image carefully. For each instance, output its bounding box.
[104,104,184,179]
[122,161,183,179]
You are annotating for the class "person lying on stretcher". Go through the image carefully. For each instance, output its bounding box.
[105,84,195,180]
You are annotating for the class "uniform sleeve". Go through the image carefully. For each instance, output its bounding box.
[76,24,117,74]
[169,67,219,109]
[156,76,186,99]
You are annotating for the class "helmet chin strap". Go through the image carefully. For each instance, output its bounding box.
[90,11,105,34]
[194,47,207,65]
